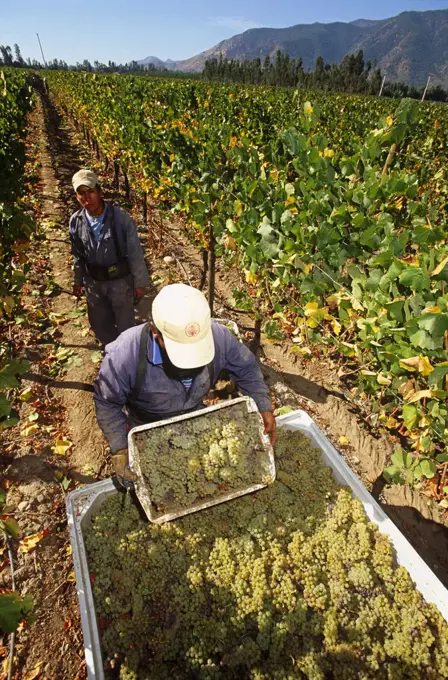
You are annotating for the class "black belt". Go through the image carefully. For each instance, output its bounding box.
[86,260,131,282]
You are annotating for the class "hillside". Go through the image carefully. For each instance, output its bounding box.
[140,9,448,86]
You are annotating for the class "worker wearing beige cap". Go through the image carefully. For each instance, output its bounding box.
[69,169,149,346]
[93,283,275,486]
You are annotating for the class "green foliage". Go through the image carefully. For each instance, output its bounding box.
[0,358,30,431]
[0,592,34,634]
[0,69,34,316]
[46,72,448,492]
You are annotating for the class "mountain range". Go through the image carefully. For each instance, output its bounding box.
[138,9,448,87]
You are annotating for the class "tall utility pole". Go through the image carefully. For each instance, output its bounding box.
[36,33,47,67]
[421,75,431,102]
[378,74,386,97]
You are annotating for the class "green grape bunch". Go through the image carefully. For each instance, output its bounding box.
[134,404,272,518]
[85,429,448,680]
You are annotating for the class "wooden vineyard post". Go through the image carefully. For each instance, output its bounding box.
[252,300,262,356]
[381,144,397,177]
[142,192,148,225]
[207,221,216,316]
[198,249,208,291]
[86,127,91,149]
[113,162,120,188]
[123,171,130,201]
[421,75,431,102]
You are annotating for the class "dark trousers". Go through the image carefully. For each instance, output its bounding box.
[85,275,135,346]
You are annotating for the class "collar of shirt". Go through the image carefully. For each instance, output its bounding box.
[152,337,163,365]
[85,207,106,243]
[151,336,193,390]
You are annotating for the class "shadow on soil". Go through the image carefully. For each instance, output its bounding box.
[3,454,99,486]
[23,372,94,393]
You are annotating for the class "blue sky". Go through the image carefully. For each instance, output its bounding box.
[1,0,447,64]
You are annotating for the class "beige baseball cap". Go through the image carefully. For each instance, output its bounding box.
[152,284,215,369]
[72,169,99,192]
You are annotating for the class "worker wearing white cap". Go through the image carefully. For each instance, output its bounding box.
[93,283,276,486]
[69,169,149,346]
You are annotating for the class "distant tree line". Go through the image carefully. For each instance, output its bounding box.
[202,50,448,102]
[0,43,181,76]
[1,42,446,100]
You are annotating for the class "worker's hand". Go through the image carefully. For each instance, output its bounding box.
[112,449,137,487]
[134,287,145,303]
[262,411,277,446]
[73,284,84,298]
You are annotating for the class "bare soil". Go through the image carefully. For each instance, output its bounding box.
[1,88,447,679]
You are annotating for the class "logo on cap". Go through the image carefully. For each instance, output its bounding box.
[185,322,200,338]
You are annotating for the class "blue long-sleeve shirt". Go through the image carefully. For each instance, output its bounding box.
[69,202,149,288]
[93,321,272,452]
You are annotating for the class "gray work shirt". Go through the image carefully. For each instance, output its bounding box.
[93,321,272,452]
[69,202,149,288]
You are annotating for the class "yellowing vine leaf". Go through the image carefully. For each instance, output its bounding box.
[431,255,448,277]
[304,302,331,328]
[331,318,342,336]
[399,355,433,376]
[52,439,73,456]
[19,529,48,554]
[23,666,42,680]
[20,424,39,437]
[377,373,392,386]
[244,270,257,285]
[406,389,434,403]
[304,101,313,115]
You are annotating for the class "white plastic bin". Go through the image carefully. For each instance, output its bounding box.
[66,410,448,680]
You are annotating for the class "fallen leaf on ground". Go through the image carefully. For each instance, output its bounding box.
[19,529,49,554]
[66,571,76,583]
[19,388,33,402]
[52,439,72,455]
[23,665,42,680]
[339,435,350,445]
[20,424,39,437]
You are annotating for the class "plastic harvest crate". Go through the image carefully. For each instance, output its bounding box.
[66,410,448,680]
[128,396,275,523]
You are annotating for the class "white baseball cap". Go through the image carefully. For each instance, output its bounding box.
[72,169,99,192]
[152,284,215,369]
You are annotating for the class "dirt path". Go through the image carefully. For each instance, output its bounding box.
[2,87,448,679]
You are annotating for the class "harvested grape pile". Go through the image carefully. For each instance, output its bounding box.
[132,403,273,518]
[85,430,448,680]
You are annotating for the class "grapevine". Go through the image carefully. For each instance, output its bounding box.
[45,72,448,493]
[85,429,448,679]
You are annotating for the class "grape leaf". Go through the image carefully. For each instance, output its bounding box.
[0,592,34,634]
